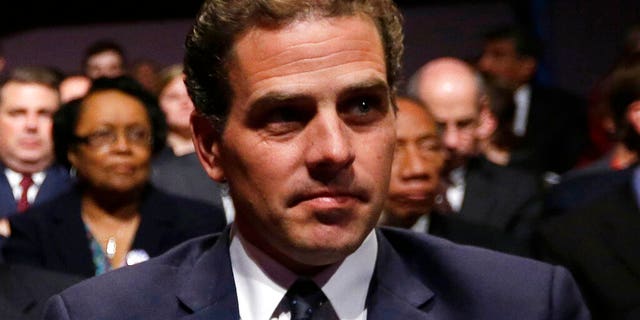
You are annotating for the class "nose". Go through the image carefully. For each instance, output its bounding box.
[24,113,39,131]
[111,131,133,152]
[305,110,355,181]
[442,124,461,151]
[477,54,494,74]
[400,145,429,180]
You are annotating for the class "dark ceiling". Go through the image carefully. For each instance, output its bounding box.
[0,1,510,38]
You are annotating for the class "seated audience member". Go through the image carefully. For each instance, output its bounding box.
[0,263,82,319]
[131,58,161,93]
[43,1,588,319]
[2,76,227,278]
[408,57,544,256]
[379,96,445,230]
[535,62,640,319]
[544,55,640,217]
[0,66,72,237]
[381,96,526,255]
[150,64,228,216]
[477,24,588,180]
[59,74,91,103]
[561,52,640,183]
[81,39,127,80]
[580,23,640,166]
[479,75,526,168]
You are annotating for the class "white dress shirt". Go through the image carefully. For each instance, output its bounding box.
[446,166,466,213]
[513,84,531,137]
[5,168,46,204]
[230,224,377,320]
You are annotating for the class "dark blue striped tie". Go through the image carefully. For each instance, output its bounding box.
[285,278,334,320]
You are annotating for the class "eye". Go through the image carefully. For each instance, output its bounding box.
[393,142,407,158]
[86,129,116,147]
[340,94,388,125]
[6,109,25,117]
[260,105,312,136]
[456,118,476,130]
[127,126,152,145]
[417,138,442,156]
[435,122,446,134]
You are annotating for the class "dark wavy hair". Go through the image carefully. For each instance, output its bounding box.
[606,56,640,152]
[53,76,167,168]
[184,0,404,132]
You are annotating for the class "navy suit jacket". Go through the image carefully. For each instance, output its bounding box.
[3,184,227,278]
[458,157,544,256]
[0,163,72,218]
[536,179,640,319]
[44,227,589,319]
[0,264,82,320]
[509,84,588,175]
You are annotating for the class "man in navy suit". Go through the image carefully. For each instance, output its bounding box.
[477,24,588,178]
[535,57,640,319]
[0,66,72,237]
[44,1,589,319]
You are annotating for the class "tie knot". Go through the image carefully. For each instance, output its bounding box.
[20,174,34,189]
[285,278,328,320]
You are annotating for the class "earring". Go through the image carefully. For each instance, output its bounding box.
[69,166,77,178]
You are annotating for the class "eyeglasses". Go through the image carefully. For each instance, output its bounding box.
[73,126,152,149]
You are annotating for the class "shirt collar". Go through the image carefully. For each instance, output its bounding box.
[5,167,46,188]
[230,224,377,320]
[448,166,466,187]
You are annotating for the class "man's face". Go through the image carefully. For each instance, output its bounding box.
[0,82,59,173]
[193,16,395,273]
[159,76,194,134]
[386,98,443,220]
[85,50,125,79]
[426,88,481,172]
[477,39,533,87]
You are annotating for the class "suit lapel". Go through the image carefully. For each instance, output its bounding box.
[0,169,17,216]
[50,189,96,277]
[177,228,240,319]
[34,165,71,206]
[131,188,173,256]
[366,230,434,319]
[459,159,495,224]
[0,264,36,316]
[600,183,640,280]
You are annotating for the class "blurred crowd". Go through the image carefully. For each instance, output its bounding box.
[0,20,638,319]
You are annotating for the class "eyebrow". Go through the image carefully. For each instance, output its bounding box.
[250,78,389,108]
[337,78,390,101]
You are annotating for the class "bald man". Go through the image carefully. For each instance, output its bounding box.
[408,57,543,257]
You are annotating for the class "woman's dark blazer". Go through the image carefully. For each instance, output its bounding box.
[2,184,227,278]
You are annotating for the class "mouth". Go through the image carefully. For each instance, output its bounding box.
[19,138,42,148]
[289,188,368,210]
[109,163,138,175]
[390,189,434,203]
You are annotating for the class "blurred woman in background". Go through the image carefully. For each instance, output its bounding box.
[150,64,230,220]
[3,76,226,278]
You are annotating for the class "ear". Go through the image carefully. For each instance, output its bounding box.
[626,100,640,134]
[67,148,79,170]
[475,100,497,140]
[191,112,226,182]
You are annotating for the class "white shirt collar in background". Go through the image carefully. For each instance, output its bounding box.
[513,84,531,137]
[5,167,46,204]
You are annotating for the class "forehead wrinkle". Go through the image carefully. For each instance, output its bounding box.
[240,44,384,87]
